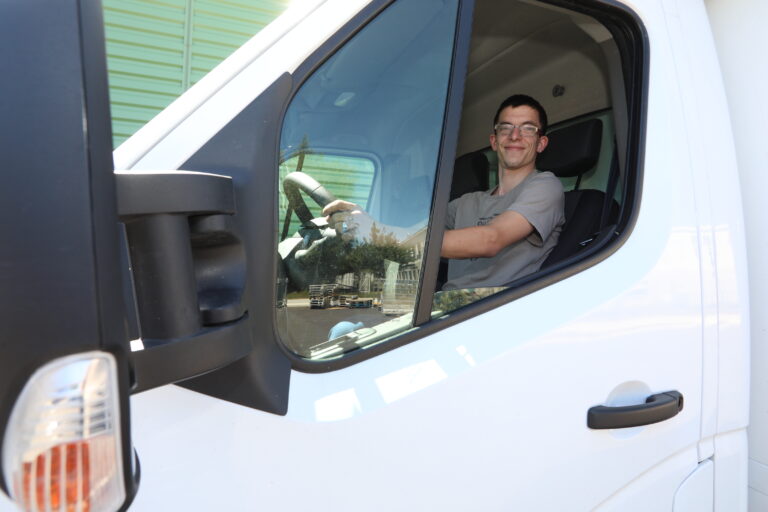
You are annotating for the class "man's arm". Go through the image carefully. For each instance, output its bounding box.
[322,199,426,246]
[323,198,535,257]
[441,210,534,259]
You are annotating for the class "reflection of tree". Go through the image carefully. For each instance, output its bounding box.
[432,287,507,315]
[297,224,415,287]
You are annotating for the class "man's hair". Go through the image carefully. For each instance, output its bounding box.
[493,94,548,135]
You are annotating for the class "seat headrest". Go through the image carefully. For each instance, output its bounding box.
[537,118,603,178]
[450,151,489,200]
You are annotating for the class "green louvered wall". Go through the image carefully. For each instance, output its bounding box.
[103,0,290,148]
[279,154,375,236]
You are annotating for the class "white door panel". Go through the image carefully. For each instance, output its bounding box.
[126,1,707,510]
[130,206,703,510]
[673,460,714,512]
[595,448,701,511]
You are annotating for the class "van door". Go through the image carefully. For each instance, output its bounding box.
[121,0,708,510]
[0,2,137,510]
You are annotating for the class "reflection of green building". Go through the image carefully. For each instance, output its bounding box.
[103,0,290,147]
[279,153,376,236]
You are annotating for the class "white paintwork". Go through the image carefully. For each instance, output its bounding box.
[673,459,714,511]
[111,0,756,510]
[593,447,700,511]
[122,4,714,505]
[749,458,768,510]
[714,430,749,511]
[662,0,752,473]
[3,0,763,510]
[705,1,768,509]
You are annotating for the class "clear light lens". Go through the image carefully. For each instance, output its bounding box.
[3,352,125,512]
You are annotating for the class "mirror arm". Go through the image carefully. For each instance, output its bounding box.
[115,170,251,393]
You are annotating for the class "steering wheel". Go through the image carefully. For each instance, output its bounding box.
[282,171,338,225]
[280,172,341,291]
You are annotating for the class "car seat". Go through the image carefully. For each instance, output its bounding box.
[536,118,618,267]
[443,117,618,287]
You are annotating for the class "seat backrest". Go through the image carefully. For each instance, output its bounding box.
[446,117,615,281]
[537,118,603,179]
[449,150,489,200]
[536,118,617,267]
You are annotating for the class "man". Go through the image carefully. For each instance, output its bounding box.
[323,94,564,290]
[440,94,564,289]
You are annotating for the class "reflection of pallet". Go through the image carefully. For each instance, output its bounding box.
[309,284,338,308]
[309,296,330,309]
[348,298,373,308]
[382,300,414,316]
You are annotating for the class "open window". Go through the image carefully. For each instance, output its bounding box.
[273,0,643,368]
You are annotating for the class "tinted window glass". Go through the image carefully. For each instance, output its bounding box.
[276,0,459,359]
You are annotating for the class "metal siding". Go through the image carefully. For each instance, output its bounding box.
[103,0,290,147]
[189,1,289,84]
[103,0,186,146]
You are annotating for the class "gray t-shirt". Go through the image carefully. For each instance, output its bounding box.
[443,171,564,290]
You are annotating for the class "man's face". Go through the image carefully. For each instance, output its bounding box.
[490,105,549,173]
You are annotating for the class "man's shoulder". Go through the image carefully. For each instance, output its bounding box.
[531,170,561,183]
[452,189,491,205]
[527,170,564,193]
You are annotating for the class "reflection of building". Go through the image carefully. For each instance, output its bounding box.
[377,230,424,315]
[336,271,381,293]
[323,228,424,314]
[103,0,290,147]
[380,260,419,316]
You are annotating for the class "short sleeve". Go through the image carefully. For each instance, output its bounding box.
[507,173,564,247]
[445,197,459,230]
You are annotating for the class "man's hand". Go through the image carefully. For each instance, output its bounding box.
[322,199,376,242]
[323,200,427,247]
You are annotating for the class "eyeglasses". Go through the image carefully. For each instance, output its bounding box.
[494,123,540,138]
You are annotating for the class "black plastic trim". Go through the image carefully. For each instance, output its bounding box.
[117,450,141,512]
[116,171,235,217]
[130,316,252,393]
[587,391,684,429]
[284,0,649,373]
[77,0,139,501]
[178,74,296,415]
[176,1,406,412]
[0,0,137,501]
[414,0,475,326]
[116,170,250,393]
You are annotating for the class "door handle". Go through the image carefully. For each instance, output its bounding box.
[587,391,684,429]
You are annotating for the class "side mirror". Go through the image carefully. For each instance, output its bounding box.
[116,171,252,392]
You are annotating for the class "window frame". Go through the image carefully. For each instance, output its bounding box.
[272,0,470,368]
[178,0,648,389]
[278,0,648,373]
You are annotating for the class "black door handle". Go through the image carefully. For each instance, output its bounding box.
[587,391,684,429]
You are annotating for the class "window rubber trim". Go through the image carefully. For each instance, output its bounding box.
[413,0,476,326]
[281,0,648,374]
[273,0,472,372]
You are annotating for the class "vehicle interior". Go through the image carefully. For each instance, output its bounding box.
[276,0,632,360]
[449,0,624,267]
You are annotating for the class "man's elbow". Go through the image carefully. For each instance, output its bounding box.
[478,234,505,258]
[482,244,506,258]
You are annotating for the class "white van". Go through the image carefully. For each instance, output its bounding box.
[1,0,766,510]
